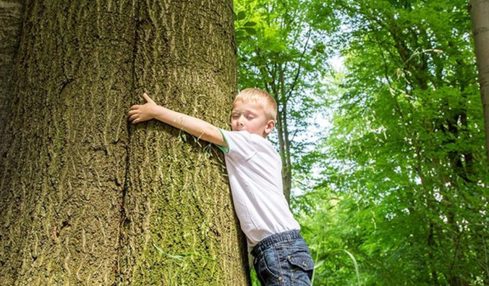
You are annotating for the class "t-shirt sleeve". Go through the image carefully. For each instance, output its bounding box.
[216,129,230,153]
[217,130,257,160]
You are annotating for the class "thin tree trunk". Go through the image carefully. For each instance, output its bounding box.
[0,1,248,285]
[279,66,292,202]
[254,52,293,202]
[260,65,291,202]
[470,0,489,162]
[269,81,292,203]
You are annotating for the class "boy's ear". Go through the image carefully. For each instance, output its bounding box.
[264,119,275,135]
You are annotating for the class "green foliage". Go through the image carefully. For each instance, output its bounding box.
[237,0,488,285]
[294,0,489,285]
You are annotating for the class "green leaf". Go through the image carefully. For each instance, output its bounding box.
[244,27,256,35]
[236,11,246,21]
[244,21,257,26]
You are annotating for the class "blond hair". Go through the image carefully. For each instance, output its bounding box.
[233,88,277,121]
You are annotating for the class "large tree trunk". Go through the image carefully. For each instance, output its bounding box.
[470,0,489,162]
[0,1,249,285]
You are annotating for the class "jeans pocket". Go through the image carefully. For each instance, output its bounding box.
[287,251,315,272]
[255,250,281,282]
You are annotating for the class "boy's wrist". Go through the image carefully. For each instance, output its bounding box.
[153,105,166,118]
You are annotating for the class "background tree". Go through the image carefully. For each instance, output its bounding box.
[469,0,489,161]
[0,1,249,285]
[234,0,329,201]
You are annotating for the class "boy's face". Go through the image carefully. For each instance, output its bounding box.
[231,100,275,137]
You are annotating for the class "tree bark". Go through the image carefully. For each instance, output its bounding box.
[470,0,489,162]
[0,1,249,285]
[0,0,24,129]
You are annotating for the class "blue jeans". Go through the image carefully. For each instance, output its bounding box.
[251,230,314,286]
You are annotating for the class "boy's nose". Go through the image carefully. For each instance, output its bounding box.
[237,117,245,126]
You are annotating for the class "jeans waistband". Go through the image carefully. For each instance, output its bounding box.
[251,230,301,257]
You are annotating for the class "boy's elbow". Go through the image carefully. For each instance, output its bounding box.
[204,126,225,147]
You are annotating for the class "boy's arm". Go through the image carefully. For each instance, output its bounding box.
[128,93,227,147]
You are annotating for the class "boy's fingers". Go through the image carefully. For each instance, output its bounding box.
[130,105,140,110]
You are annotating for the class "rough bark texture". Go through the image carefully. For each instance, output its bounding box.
[470,0,489,161]
[0,0,24,128]
[0,0,249,285]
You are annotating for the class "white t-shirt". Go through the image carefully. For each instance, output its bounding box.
[219,130,300,247]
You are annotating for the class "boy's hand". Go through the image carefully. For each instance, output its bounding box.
[128,93,158,124]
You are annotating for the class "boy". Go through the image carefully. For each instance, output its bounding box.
[128,88,314,285]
